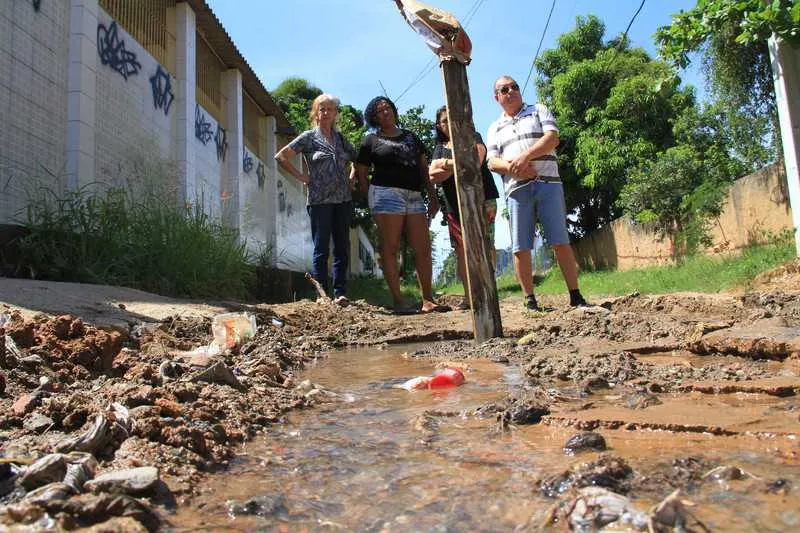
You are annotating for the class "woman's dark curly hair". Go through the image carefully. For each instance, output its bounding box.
[364,96,399,129]
[434,105,449,143]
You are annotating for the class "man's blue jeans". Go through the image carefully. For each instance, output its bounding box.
[307,201,352,298]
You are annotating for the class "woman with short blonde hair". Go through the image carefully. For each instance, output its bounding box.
[275,93,357,304]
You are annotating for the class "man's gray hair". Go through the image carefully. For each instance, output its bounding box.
[493,75,516,91]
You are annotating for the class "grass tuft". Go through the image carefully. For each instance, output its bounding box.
[14,184,254,299]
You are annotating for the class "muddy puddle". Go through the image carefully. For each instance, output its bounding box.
[169,345,800,532]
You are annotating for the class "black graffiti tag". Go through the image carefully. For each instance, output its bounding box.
[97,21,141,80]
[256,162,265,188]
[149,66,174,115]
[243,151,254,173]
[214,124,228,161]
[195,105,213,145]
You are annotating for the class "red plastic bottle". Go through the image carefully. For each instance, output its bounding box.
[427,367,465,389]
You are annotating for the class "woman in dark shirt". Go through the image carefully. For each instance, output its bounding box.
[355,96,444,314]
[429,105,500,305]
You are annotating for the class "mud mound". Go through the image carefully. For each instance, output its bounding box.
[751,258,800,292]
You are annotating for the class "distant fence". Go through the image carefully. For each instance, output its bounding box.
[573,164,792,271]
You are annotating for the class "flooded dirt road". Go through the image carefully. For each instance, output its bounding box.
[174,343,799,532]
[1,265,800,531]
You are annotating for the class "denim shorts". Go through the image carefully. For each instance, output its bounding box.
[369,185,427,215]
[507,181,569,251]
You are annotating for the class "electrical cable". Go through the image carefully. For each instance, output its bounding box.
[521,0,557,96]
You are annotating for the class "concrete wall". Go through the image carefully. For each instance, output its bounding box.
[574,164,792,271]
[0,0,325,277]
[93,8,178,192]
[0,0,69,221]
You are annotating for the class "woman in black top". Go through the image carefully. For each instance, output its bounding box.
[429,105,500,305]
[355,96,444,314]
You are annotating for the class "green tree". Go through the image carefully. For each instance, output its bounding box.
[271,77,323,133]
[534,15,694,238]
[436,251,458,287]
[399,105,435,156]
[656,0,800,166]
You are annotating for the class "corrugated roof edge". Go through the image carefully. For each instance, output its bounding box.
[185,0,295,136]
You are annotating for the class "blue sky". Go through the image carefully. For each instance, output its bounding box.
[206,0,704,265]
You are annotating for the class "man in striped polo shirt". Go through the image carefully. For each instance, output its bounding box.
[486,75,587,310]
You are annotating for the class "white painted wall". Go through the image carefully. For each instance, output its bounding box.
[192,103,225,219]
[0,1,340,278]
[274,165,312,271]
[94,8,178,192]
[0,0,69,223]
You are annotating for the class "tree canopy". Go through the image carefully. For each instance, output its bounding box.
[534,15,694,238]
[656,0,799,164]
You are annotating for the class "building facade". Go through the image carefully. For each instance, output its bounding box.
[0,0,378,277]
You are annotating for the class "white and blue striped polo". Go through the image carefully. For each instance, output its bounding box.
[486,103,560,197]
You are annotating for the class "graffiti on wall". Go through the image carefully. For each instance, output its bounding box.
[149,66,174,115]
[32,0,41,12]
[256,162,265,188]
[243,151,253,173]
[277,180,286,212]
[214,125,228,162]
[194,105,213,145]
[97,22,141,80]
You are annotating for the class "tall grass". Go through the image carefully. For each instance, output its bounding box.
[14,184,254,299]
[428,236,795,301]
[536,237,795,297]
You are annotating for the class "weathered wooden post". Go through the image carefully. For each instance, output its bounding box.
[393,0,502,340]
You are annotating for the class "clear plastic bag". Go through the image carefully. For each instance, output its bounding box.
[210,312,257,352]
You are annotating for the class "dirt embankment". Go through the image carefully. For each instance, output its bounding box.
[1,264,799,531]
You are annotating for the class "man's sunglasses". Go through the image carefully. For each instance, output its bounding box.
[496,83,519,95]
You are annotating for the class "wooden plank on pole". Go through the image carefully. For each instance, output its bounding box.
[440,59,502,340]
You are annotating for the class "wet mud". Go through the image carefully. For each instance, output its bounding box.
[0,267,799,530]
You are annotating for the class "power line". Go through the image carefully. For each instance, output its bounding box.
[521,0,557,97]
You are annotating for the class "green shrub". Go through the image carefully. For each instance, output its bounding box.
[14,184,253,299]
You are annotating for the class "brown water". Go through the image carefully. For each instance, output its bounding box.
[171,346,800,532]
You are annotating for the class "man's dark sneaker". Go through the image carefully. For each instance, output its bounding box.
[524,294,542,311]
[569,289,589,307]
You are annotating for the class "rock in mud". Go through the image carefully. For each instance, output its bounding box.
[497,386,552,426]
[84,466,160,495]
[38,492,160,532]
[765,478,792,495]
[702,465,748,482]
[18,454,67,490]
[563,432,607,454]
[22,481,77,504]
[227,494,287,517]
[687,323,800,360]
[187,361,244,390]
[539,455,634,497]
[550,486,649,532]
[63,452,98,492]
[23,413,53,433]
[622,392,662,409]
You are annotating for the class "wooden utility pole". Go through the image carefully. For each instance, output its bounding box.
[441,61,502,339]
[393,0,502,340]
